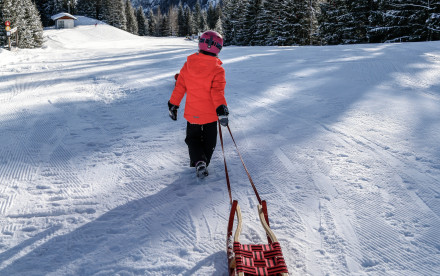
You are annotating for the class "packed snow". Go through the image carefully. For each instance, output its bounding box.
[1,16,440,275]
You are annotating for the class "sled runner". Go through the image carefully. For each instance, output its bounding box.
[219,124,289,276]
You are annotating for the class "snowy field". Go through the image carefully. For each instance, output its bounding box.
[1,17,440,275]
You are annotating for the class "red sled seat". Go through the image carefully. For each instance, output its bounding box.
[227,200,289,276]
[233,242,288,275]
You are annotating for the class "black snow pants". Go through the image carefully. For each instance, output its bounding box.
[185,121,218,167]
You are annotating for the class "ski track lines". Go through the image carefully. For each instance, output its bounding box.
[0,110,36,183]
[0,88,101,271]
[233,106,357,274]
[317,123,440,274]
[240,94,440,275]
[273,146,360,275]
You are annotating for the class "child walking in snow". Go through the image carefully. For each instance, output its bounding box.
[168,30,229,178]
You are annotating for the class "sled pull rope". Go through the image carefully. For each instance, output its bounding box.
[220,123,273,244]
[226,125,262,205]
[218,122,263,205]
[218,121,233,205]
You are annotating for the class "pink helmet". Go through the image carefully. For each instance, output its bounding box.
[199,30,223,55]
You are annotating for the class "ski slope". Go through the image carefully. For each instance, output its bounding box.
[1,17,440,275]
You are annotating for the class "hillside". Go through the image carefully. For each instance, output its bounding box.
[1,17,440,275]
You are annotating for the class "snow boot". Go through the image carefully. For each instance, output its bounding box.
[195,161,209,178]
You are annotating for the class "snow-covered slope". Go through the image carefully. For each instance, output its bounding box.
[1,17,440,275]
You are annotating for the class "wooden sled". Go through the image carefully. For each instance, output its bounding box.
[227,200,289,276]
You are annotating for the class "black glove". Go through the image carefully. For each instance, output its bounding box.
[216,105,229,127]
[168,101,179,121]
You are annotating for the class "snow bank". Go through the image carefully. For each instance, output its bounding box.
[43,16,195,51]
[0,47,14,66]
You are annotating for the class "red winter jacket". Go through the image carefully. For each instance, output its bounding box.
[169,52,227,125]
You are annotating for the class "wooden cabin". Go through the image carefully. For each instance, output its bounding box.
[51,13,77,29]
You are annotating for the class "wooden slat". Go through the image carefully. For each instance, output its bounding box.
[258,205,278,243]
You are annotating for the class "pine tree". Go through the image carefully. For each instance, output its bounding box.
[273,0,293,45]
[184,5,193,36]
[93,0,103,20]
[222,0,240,45]
[319,0,350,44]
[167,6,178,36]
[161,13,169,36]
[214,4,222,34]
[367,0,387,43]
[193,0,203,33]
[241,0,262,45]
[3,0,17,44]
[67,0,75,14]
[261,0,283,45]
[383,0,414,42]
[304,0,322,45]
[214,15,223,34]
[102,0,127,30]
[409,0,437,41]
[74,0,102,20]
[233,0,249,45]
[147,9,154,35]
[343,0,373,44]
[153,5,162,36]
[0,0,5,46]
[426,0,440,40]
[136,6,147,36]
[125,0,138,34]
[44,0,64,17]
[26,0,44,47]
[201,9,207,32]
[76,0,97,19]
[206,2,217,30]
[177,2,185,36]
[252,0,271,45]
[11,0,27,47]
[1,0,43,48]
[19,0,44,48]
[372,0,431,42]
[34,0,51,27]
[277,0,301,45]
[2,0,16,22]
[274,0,298,45]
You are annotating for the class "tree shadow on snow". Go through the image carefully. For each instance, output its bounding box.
[0,175,229,275]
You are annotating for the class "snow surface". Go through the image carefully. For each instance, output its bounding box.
[1,16,440,275]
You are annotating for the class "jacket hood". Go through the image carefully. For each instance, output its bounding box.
[186,53,222,78]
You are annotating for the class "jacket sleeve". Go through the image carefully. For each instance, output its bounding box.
[169,64,187,106]
[210,66,227,109]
